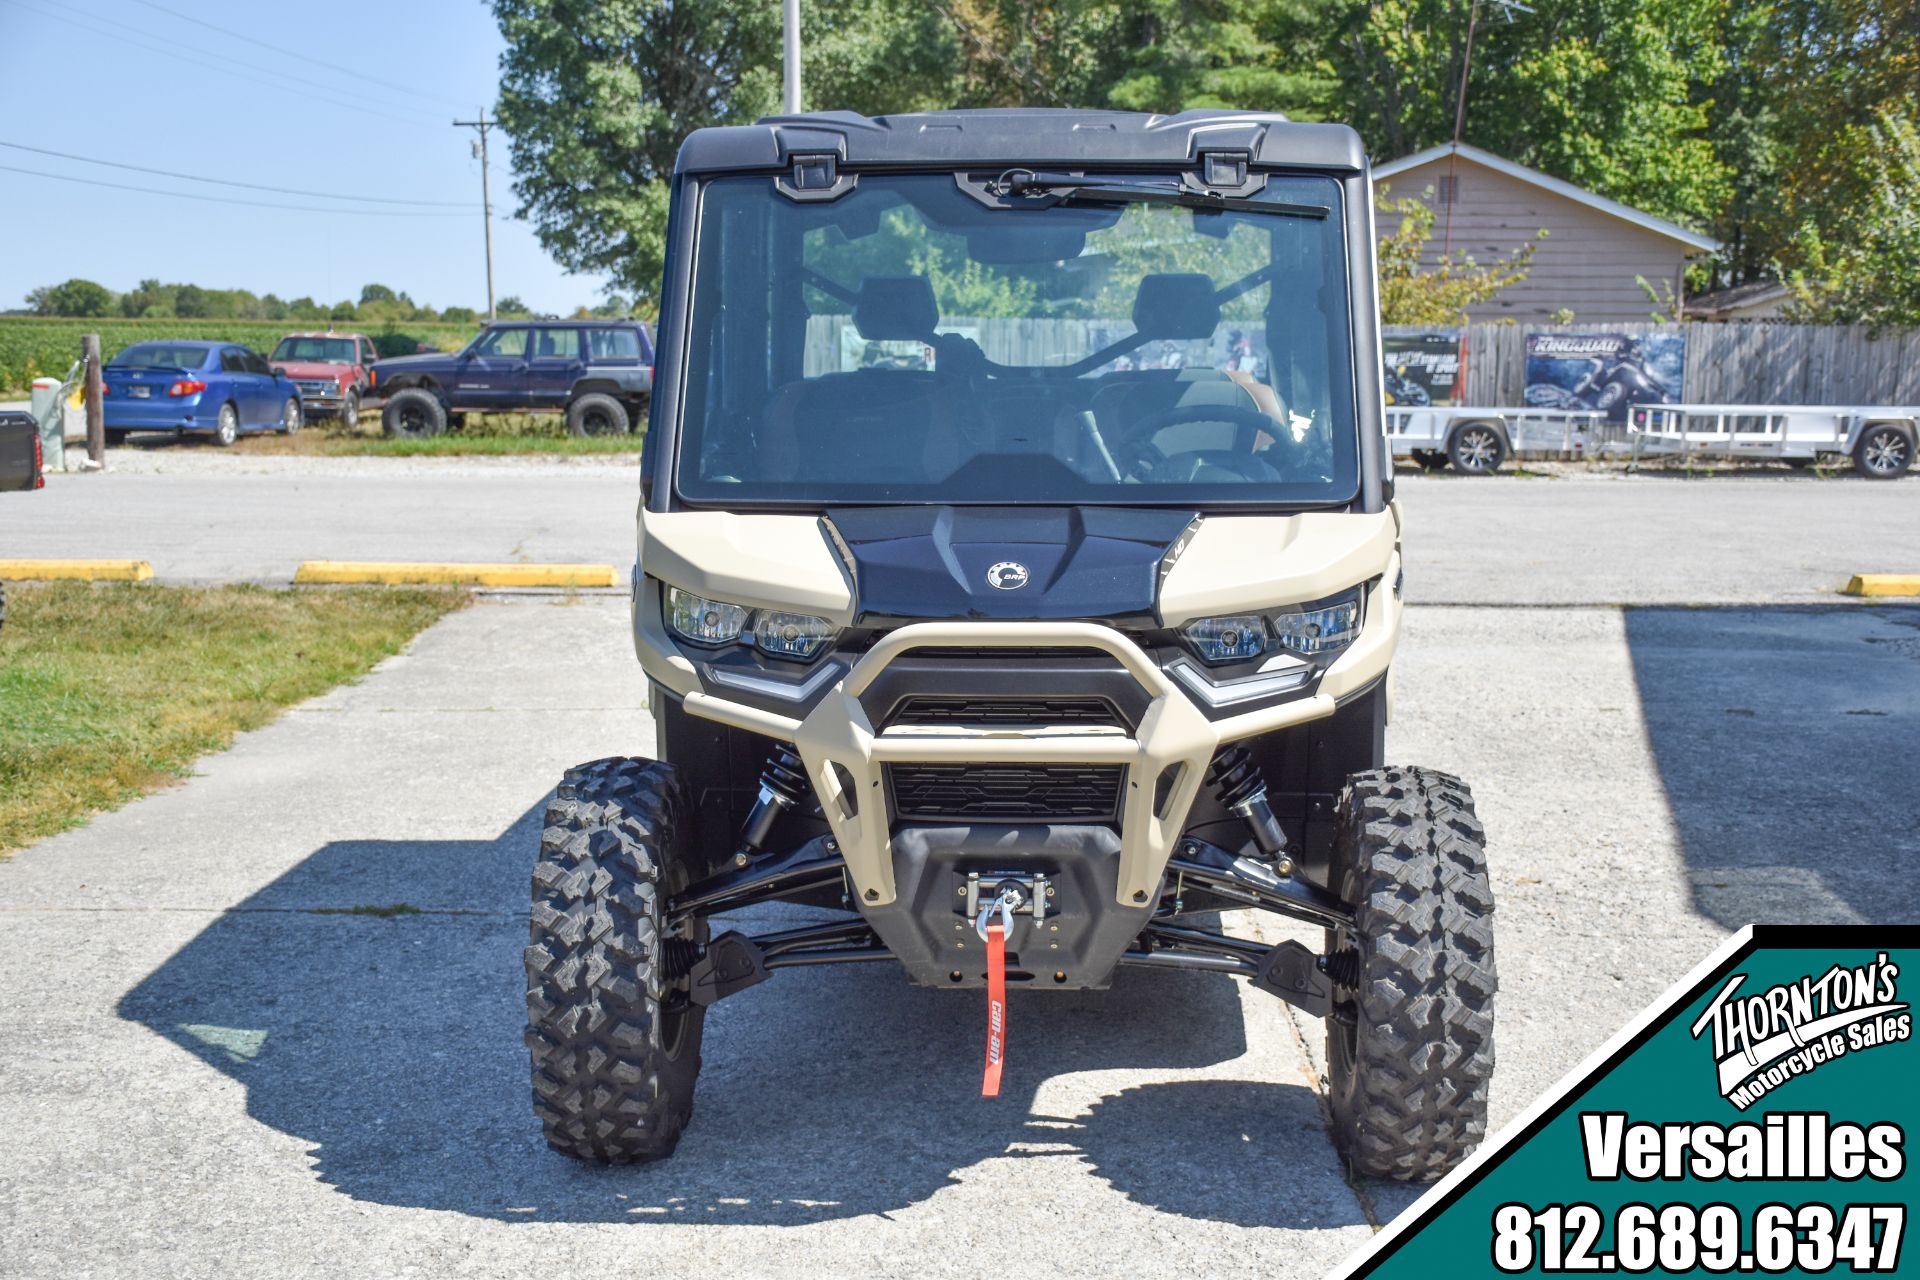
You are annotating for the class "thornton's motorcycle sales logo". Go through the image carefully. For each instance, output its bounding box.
[1690,952,1911,1109]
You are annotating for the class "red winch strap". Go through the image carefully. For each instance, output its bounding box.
[982,921,1008,1098]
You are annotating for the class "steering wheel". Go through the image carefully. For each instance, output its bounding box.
[1112,402,1283,481]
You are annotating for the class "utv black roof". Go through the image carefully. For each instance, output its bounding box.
[674,108,1366,176]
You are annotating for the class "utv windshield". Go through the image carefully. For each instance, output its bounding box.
[674,171,1358,506]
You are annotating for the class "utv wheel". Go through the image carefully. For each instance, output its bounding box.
[1447,423,1506,474]
[526,757,706,1163]
[566,392,630,437]
[213,403,240,447]
[1853,423,1914,479]
[1326,767,1496,1181]
[382,387,447,438]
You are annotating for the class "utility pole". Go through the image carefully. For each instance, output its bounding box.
[453,109,498,321]
[1442,0,1530,255]
[783,0,801,113]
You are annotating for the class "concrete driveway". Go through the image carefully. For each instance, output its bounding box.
[3,586,1914,1277]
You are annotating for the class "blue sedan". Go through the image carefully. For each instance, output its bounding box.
[103,340,302,446]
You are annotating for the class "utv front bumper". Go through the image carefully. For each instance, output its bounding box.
[641,588,1400,913]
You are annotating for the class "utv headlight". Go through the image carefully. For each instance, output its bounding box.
[1181,614,1268,663]
[1180,589,1363,665]
[754,610,835,660]
[664,585,837,661]
[665,586,749,645]
[1270,591,1361,656]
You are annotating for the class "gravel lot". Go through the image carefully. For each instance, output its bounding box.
[0,456,1915,1278]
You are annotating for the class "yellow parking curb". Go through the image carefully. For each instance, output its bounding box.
[1843,574,1920,598]
[0,559,153,581]
[294,561,619,588]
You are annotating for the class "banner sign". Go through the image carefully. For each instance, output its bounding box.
[1524,332,1685,422]
[1383,332,1466,407]
[1341,925,1916,1278]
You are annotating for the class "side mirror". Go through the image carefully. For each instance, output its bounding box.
[271,366,287,377]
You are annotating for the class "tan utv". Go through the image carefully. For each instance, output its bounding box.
[525,108,1496,1182]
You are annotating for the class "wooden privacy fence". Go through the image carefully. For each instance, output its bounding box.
[1391,322,1920,407]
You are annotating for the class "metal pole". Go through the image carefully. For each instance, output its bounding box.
[82,334,104,466]
[783,0,802,113]
[454,110,498,322]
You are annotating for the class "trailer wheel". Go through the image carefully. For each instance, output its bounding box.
[1447,423,1507,475]
[1325,767,1496,1181]
[526,757,706,1163]
[1853,423,1914,480]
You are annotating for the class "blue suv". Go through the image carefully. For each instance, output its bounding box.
[371,319,654,437]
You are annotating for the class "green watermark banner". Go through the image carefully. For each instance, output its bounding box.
[1341,926,1916,1277]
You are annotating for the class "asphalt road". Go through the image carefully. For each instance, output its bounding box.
[1,449,1916,602]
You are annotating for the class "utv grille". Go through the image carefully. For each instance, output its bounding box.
[887,763,1125,823]
[888,695,1123,728]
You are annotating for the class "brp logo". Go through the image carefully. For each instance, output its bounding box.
[986,561,1030,591]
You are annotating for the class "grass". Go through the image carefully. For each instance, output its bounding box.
[0,582,465,854]
[107,412,645,458]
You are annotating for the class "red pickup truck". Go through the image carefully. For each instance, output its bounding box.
[268,332,379,428]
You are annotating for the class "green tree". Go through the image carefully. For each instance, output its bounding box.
[26,278,115,317]
[360,283,399,306]
[441,305,480,324]
[1782,106,1920,328]
[1327,0,1728,228]
[173,284,211,319]
[496,295,533,317]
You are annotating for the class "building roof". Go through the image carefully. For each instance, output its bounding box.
[1682,279,1792,320]
[1373,142,1721,254]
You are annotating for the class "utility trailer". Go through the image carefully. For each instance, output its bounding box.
[1628,403,1916,479]
[1386,406,1605,475]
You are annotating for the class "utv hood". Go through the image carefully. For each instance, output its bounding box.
[826,507,1195,626]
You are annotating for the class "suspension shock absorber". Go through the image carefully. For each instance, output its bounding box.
[733,745,810,867]
[1205,745,1292,872]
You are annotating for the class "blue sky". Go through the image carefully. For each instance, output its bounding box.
[0,0,612,314]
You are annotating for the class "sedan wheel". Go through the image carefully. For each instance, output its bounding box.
[215,404,239,447]
[282,397,302,435]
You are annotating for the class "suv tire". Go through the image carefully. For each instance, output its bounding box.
[526,757,706,1163]
[566,392,631,437]
[340,389,360,430]
[1326,766,1496,1181]
[1853,423,1914,480]
[1447,423,1506,474]
[382,388,448,439]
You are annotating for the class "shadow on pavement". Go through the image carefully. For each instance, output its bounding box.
[118,800,1349,1227]
[1624,605,1920,927]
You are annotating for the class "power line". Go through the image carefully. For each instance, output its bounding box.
[0,140,474,208]
[129,0,471,112]
[1,0,448,130]
[0,163,473,216]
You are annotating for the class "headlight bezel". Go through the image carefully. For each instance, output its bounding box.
[662,583,837,662]
[1178,587,1364,668]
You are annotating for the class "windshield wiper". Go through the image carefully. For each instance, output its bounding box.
[997,173,1328,219]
